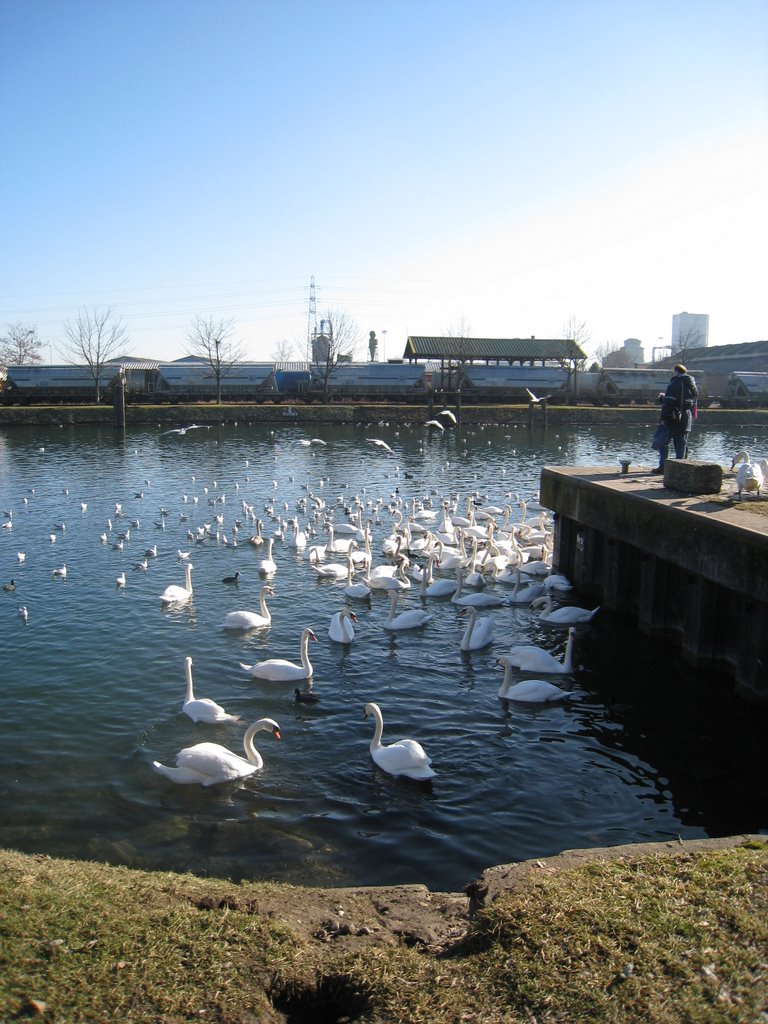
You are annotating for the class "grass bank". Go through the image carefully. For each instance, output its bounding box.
[2,838,765,1023]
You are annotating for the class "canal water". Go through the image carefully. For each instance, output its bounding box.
[0,418,765,891]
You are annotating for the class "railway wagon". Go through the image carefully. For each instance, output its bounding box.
[457,364,569,401]
[594,367,716,406]
[154,362,277,403]
[1,364,119,404]
[302,361,430,402]
[726,372,768,407]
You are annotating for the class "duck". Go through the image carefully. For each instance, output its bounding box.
[181,656,242,724]
[3,579,16,592]
[533,595,599,625]
[329,608,357,643]
[382,590,433,630]
[222,570,241,584]
[496,658,570,702]
[294,687,321,704]
[507,627,576,674]
[159,562,193,606]
[240,627,318,681]
[458,606,494,651]
[152,717,281,786]
[220,586,274,629]
[364,702,436,779]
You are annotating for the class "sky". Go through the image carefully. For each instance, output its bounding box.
[1,0,766,364]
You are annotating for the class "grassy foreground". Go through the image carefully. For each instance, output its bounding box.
[1,841,766,1023]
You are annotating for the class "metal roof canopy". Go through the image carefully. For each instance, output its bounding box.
[403,336,587,363]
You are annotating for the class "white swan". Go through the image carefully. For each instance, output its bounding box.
[343,552,372,599]
[240,627,318,681]
[459,607,494,651]
[160,562,193,605]
[451,569,505,607]
[497,566,546,604]
[533,595,599,625]
[258,537,277,574]
[310,547,349,578]
[730,450,764,498]
[382,590,433,630]
[220,586,274,629]
[364,702,436,779]
[507,626,576,674]
[329,608,357,643]
[181,656,242,724]
[496,658,570,702]
[152,717,281,786]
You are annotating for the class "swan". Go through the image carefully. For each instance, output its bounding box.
[363,702,436,779]
[240,627,318,681]
[181,656,242,724]
[220,586,274,629]
[508,626,576,674]
[160,562,193,605]
[730,450,764,498]
[343,551,372,599]
[310,547,349,579]
[496,658,570,702]
[533,595,599,625]
[382,590,433,630]
[258,537,277,574]
[496,566,546,604]
[450,569,505,607]
[458,607,494,651]
[364,560,411,591]
[329,608,357,643]
[152,717,281,786]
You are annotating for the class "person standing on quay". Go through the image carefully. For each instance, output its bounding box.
[652,363,698,473]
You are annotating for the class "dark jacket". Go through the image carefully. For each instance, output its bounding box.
[660,373,698,432]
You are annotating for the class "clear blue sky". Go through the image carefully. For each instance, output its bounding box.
[2,0,766,363]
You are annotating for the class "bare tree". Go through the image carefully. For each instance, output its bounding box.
[593,341,631,367]
[0,323,44,369]
[61,307,128,403]
[560,315,592,399]
[185,316,248,404]
[311,308,361,399]
[270,338,295,362]
[672,325,705,365]
[443,317,471,392]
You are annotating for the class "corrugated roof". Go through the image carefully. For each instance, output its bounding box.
[403,336,587,362]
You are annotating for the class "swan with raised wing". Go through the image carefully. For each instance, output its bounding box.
[507,626,576,674]
[496,657,570,702]
[160,562,193,605]
[220,586,274,629]
[329,608,357,643]
[364,701,436,779]
[182,656,242,723]
[240,627,318,681]
[152,717,281,785]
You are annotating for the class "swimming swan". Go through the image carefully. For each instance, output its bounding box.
[496,657,570,702]
[240,627,318,681]
[182,656,242,723]
[329,608,357,643]
[382,590,433,630]
[459,606,494,650]
[220,586,274,629]
[258,537,277,574]
[364,701,436,779]
[507,626,576,674]
[533,595,599,625]
[160,562,193,605]
[152,717,281,785]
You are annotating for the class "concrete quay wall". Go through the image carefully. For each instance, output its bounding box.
[540,466,768,704]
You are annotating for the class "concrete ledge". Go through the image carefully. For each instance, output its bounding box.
[664,459,723,493]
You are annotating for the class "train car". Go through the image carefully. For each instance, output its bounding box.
[725,372,768,407]
[596,367,717,406]
[457,364,569,401]
[155,361,277,403]
[304,361,430,402]
[1,364,119,405]
[272,363,312,401]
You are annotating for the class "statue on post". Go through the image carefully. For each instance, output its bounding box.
[368,331,378,362]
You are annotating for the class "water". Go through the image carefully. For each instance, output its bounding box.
[0,418,765,891]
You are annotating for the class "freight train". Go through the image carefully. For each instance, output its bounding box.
[1,359,765,408]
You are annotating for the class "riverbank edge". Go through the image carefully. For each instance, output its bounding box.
[1,401,768,428]
[2,834,765,1021]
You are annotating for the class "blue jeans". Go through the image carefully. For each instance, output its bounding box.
[658,430,688,469]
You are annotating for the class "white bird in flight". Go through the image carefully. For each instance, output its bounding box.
[367,438,394,454]
[424,419,445,431]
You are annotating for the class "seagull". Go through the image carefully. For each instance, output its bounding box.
[116,572,126,588]
[437,409,457,424]
[17,605,28,621]
[367,438,394,454]
[160,424,210,436]
[425,419,445,431]
[526,388,550,404]
[52,564,67,578]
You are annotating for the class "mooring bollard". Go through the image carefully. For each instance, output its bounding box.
[619,459,631,474]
